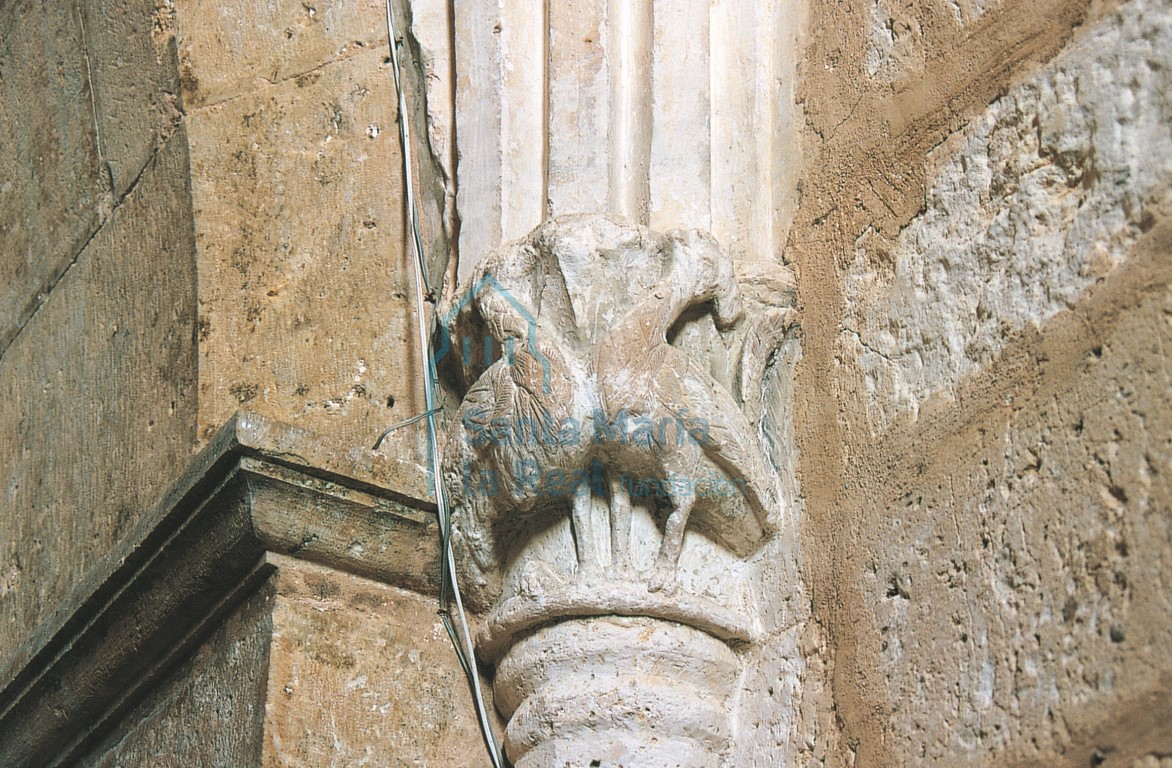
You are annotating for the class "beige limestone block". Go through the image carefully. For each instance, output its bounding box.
[263,556,493,767]
[187,49,427,456]
[0,0,109,354]
[862,279,1172,763]
[78,582,274,768]
[81,0,184,198]
[864,0,996,84]
[0,412,449,766]
[172,0,387,110]
[0,132,198,686]
[863,0,927,83]
[842,0,1172,434]
[77,558,495,767]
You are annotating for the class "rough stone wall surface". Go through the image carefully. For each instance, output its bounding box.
[865,0,995,85]
[185,53,420,451]
[176,0,448,461]
[172,0,385,112]
[71,556,493,768]
[788,0,1172,764]
[82,0,185,199]
[844,0,1171,434]
[0,132,198,684]
[871,260,1172,766]
[78,581,275,768]
[263,556,491,767]
[0,0,197,685]
[1,1,461,759]
[0,0,184,354]
[0,0,106,355]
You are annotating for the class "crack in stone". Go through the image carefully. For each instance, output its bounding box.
[841,326,896,363]
[77,1,115,194]
[0,131,181,366]
[184,42,388,115]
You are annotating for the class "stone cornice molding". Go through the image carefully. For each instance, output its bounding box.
[0,412,437,768]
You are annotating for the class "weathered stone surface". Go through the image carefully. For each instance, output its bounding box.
[449,0,802,278]
[863,0,926,83]
[864,0,1005,85]
[3,0,1169,764]
[788,0,1170,763]
[264,556,492,766]
[0,409,462,767]
[73,557,494,768]
[172,0,387,110]
[439,215,801,765]
[866,278,1172,765]
[0,0,109,355]
[81,0,184,198]
[0,132,197,686]
[79,582,274,768]
[843,0,1171,433]
[405,0,455,173]
[187,49,426,454]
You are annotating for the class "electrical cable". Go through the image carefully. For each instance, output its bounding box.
[382,3,506,765]
[372,407,441,450]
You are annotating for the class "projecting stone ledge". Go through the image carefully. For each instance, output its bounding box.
[0,412,490,768]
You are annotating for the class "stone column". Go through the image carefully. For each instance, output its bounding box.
[406,1,810,764]
[446,0,805,278]
[438,215,800,766]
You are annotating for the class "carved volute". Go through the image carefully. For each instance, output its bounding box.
[439,214,797,766]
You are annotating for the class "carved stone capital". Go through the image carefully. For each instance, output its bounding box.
[440,214,797,765]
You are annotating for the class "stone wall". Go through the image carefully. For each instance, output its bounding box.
[0,0,197,685]
[75,558,488,767]
[175,0,447,455]
[0,0,1167,765]
[0,0,453,761]
[789,0,1171,764]
[0,0,440,692]
[79,580,274,768]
